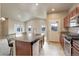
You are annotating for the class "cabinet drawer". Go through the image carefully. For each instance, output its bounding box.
[72,40,79,56]
[73,42,79,51]
[73,8,77,17]
[72,46,79,56]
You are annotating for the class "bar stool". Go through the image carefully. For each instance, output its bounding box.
[7,39,13,56]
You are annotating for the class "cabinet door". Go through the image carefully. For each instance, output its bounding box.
[72,40,79,56]
[72,47,79,56]
[72,8,77,17]
[64,16,70,28]
[15,41,32,56]
[67,16,70,27]
[76,6,79,14]
[64,17,67,28]
[60,34,64,49]
[69,12,73,18]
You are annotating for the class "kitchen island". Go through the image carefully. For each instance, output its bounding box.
[12,34,44,56]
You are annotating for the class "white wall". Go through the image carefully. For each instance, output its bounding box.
[8,19,25,34]
[47,12,67,42]
[25,18,46,36]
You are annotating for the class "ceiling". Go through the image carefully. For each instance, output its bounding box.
[1,3,75,22]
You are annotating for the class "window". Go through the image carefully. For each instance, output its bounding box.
[14,24,23,37]
[51,21,58,31]
[14,24,23,33]
[28,26,32,32]
[41,25,45,32]
[17,27,20,32]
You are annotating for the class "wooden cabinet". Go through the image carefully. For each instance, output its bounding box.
[64,17,67,28]
[15,36,44,56]
[72,40,79,56]
[64,6,79,28]
[76,6,79,14]
[15,41,32,56]
[60,33,64,49]
[72,8,77,17]
[64,16,70,28]
[69,12,73,18]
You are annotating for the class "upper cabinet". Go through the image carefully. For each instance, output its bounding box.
[64,6,79,28]
[76,6,79,14]
[64,15,70,28]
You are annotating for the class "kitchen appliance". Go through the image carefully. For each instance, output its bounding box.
[70,15,79,27]
[64,34,72,56]
[64,33,79,56]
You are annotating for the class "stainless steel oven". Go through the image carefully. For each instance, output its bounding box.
[64,36,72,56]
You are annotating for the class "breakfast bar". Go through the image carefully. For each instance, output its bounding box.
[12,34,44,56]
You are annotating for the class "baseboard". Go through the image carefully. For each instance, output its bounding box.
[47,41,60,44]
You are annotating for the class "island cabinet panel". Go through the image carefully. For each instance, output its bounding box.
[33,41,40,56]
[15,41,32,56]
[14,35,44,56]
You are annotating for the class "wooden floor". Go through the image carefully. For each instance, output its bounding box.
[39,41,65,56]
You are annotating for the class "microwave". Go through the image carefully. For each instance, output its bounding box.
[70,16,79,27]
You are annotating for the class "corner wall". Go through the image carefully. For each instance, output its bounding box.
[46,12,67,42]
[25,18,46,36]
[8,19,25,34]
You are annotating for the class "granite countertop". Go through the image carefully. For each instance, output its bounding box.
[14,34,44,44]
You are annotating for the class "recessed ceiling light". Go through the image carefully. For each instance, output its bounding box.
[52,8,55,11]
[35,3,38,6]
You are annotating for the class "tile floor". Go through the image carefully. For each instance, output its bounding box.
[39,41,65,56]
[0,39,65,56]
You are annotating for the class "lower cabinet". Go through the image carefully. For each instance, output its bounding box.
[72,46,79,56]
[60,33,64,49]
[15,37,44,56]
[72,40,79,56]
[15,41,32,56]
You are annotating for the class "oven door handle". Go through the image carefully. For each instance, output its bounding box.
[64,38,71,44]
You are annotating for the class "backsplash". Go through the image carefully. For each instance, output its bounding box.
[69,27,79,34]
